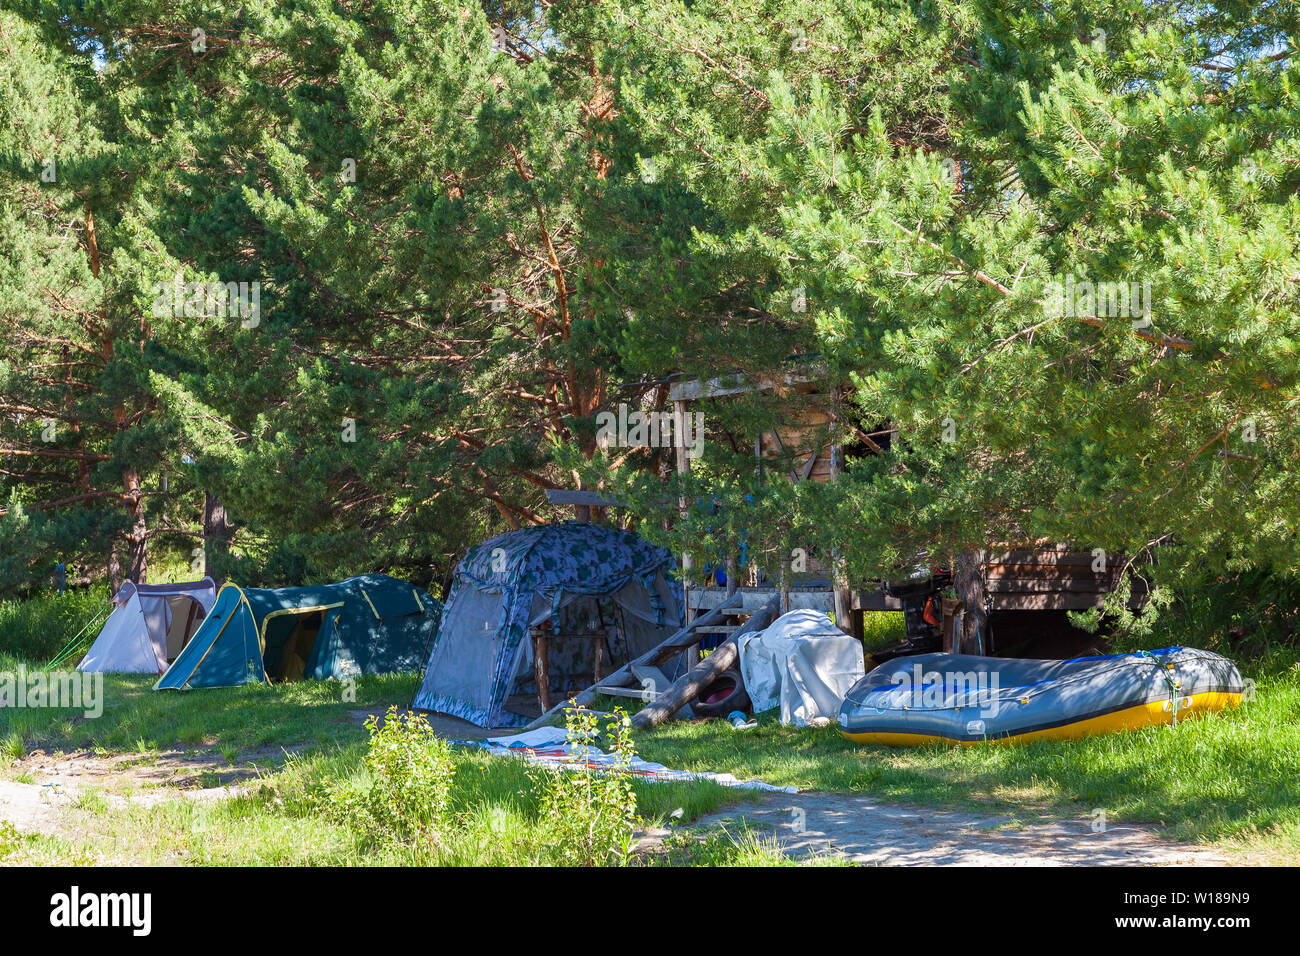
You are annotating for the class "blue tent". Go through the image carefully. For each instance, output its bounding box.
[157,574,440,690]
[412,522,682,727]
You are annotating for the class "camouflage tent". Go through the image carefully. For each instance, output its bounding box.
[413,522,682,727]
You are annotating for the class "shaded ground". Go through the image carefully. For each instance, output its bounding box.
[677,790,1229,866]
[362,707,504,742]
[14,745,299,789]
[0,745,300,840]
[0,777,244,839]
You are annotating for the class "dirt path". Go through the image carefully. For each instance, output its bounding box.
[684,791,1228,866]
[3,727,1230,866]
[0,778,243,839]
[0,710,495,848]
[0,747,295,840]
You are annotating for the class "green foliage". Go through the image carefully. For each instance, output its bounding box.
[0,586,109,662]
[318,707,455,851]
[2,0,1299,656]
[1114,566,1300,660]
[0,820,21,861]
[539,706,639,866]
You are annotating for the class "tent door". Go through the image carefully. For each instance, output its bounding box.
[164,596,205,662]
[303,609,344,680]
[262,609,329,682]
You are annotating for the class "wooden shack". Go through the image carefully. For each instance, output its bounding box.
[665,370,1146,655]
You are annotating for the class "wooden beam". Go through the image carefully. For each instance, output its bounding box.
[674,397,694,631]
[667,368,823,402]
[532,630,551,713]
[522,593,743,730]
[630,594,781,729]
[799,452,818,480]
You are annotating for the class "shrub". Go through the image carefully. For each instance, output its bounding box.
[322,707,455,850]
[539,706,639,866]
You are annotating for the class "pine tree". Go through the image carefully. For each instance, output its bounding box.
[0,9,199,590]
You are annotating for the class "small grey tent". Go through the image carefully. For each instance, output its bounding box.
[413,522,682,727]
[78,578,218,674]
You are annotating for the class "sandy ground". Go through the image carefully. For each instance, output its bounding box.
[0,746,296,839]
[0,777,244,836]
[667,790,1228,866]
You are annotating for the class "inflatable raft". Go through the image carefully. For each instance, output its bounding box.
[838,647,1243,746]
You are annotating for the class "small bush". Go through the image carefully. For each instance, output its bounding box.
[539,706,639,866]
[320,707,454,850]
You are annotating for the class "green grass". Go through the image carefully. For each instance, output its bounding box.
[0,652,771,866]
[860,610,907,651]
[649,825,851,866]
[632,656,1300,854]
[0,667,421,756]
[0,713,751,866]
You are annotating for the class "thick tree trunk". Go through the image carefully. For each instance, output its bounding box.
[202,491,233,578]
[953,550,987,654]
[109,467,147,591]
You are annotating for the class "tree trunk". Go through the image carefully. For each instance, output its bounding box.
[110,467,147,591]
[107,545,123,594]
[953,551,987,655]
[122,466,147,585]
[203,491,233,579]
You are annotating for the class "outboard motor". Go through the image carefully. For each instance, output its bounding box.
[870,567,952,665]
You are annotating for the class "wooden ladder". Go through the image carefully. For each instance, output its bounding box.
[523,593,750,729]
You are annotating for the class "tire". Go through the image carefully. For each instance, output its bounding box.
[690,667,752,719]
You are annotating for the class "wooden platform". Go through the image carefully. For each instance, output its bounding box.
[982,547,1148,611]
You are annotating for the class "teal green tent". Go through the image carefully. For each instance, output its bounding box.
[156,574,440,690]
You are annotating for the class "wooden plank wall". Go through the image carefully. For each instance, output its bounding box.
[983,547,1148,611]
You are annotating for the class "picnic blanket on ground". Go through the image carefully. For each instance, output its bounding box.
[453,727,796,793]
[738,609,866,727]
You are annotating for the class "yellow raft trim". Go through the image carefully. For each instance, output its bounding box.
[839,692,1242,747]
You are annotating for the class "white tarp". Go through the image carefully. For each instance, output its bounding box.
[738,609,866,727]
[456,727,796,793]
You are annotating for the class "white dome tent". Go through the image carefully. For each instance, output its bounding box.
[77,578,218,674]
